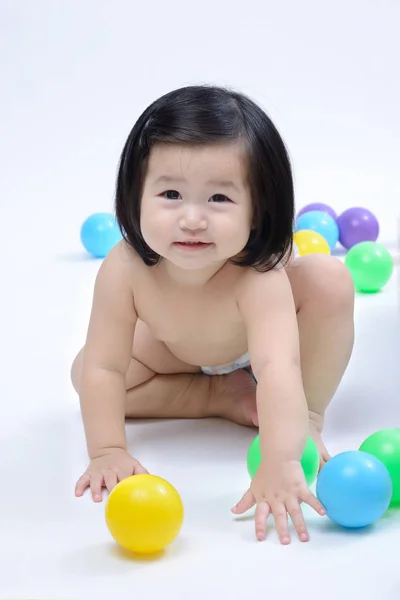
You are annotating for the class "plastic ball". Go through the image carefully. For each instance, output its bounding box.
[297,202,337,221]
[316,451,392,528]
[337,207,379,249]
[105,474,184,554]
[247,435,319,486]
[295,211,339,251]
[293,230,331,256]
[80,212,122,258]
[344,241,393,293]
[359,429,400,507]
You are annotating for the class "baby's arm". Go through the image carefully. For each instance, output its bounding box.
[233,267,325,542]
[239,267,307,459]
[75,244,147,500]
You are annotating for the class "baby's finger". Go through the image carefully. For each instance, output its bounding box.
[103,470,118,493]
[302,489,326,516]
[75,473,90,497]
[231,488,255,515]
[272,503,290,545]
[286,499,309,542]
[254,501,270,541]
[90,473,104,502]
[133,461,149,475]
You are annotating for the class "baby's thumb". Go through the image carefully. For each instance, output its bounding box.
[231,489,255,514]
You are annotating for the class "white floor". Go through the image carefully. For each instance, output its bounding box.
[1,243,399,599]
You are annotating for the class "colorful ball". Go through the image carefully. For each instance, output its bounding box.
[105,474,184,554]
[295,211,339,251]
[337,207,379,249]
[359,429,400,507]
[344,241,393,293]
[293,230,331,256]
[80,212,122,258]
[297,203,337,221]
[316,451,392,528]
[247,435,319,486]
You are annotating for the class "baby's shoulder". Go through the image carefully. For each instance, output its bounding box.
[234,263,289,300]
[98,240,145,288]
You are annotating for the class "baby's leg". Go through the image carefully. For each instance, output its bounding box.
[71,320,257,427]
[286,254,355,467]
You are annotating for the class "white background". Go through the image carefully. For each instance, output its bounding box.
[1,1,400,599]
[1,0,399,255]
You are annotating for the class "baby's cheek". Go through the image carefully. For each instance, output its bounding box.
[141,213,169,248]
[236,212,253,244]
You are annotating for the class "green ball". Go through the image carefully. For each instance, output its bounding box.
[344,241,393,293]
[246,435,319,486]
[359,429,400,507]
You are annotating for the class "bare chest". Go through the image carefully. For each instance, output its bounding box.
[133,270,248,366]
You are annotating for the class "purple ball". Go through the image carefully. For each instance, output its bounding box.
[337,207,379,249]
[297,203,337,221]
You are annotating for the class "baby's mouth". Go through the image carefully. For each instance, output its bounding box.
[173,241,213,249]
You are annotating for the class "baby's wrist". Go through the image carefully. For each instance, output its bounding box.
[259,430,308,463]
[89,445,127,460]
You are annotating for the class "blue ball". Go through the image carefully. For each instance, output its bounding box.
[316,451,392,528]
[80,213,122,258]
[295,210,339,251]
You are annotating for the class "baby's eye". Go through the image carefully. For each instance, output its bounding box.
[209,194,232,203]
[161,190,181,200]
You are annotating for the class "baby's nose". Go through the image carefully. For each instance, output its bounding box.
[179,210,208,231]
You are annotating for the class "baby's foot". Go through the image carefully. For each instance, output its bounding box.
[308,410,331,469]
[211,368,258,427]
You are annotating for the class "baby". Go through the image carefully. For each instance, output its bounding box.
[71,85,355,545]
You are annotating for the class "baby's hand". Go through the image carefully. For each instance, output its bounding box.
[231,459,326,544]
[75,448,148,502]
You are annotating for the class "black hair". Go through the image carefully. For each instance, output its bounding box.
[115,84,294,271]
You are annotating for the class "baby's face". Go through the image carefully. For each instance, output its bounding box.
[140,142,253,270]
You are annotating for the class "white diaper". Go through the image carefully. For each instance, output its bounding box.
[201,351,251,376]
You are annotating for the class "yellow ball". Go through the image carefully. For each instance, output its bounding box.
[294,229,331,255]
[105,474,184,554]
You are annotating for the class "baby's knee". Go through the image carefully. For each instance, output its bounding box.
[302,254,354,313]
[70,347,84,393]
